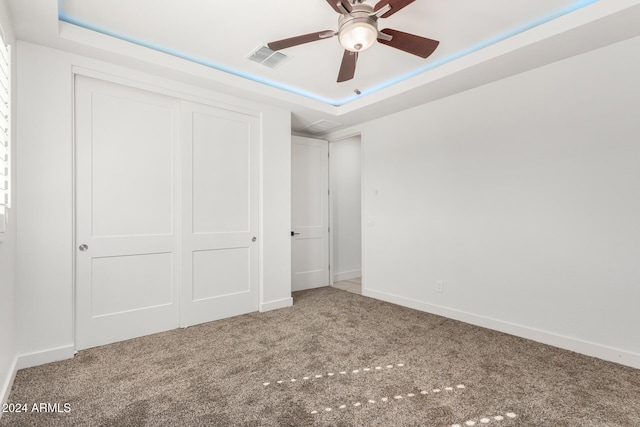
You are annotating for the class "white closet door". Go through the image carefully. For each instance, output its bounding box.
[180,101,259,327]
[291,136,329,291]
[75,76,180,350]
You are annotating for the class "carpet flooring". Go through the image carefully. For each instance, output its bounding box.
[2,287,639,426]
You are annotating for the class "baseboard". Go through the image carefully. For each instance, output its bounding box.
[292,283,328,292]
[363,288,640,370]
[333,269,362,282]
[16,345,75,371]
[260,297,293,312]
[0,356,18,415]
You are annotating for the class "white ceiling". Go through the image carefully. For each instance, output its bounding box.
[7,0,640,135]
[57,0,596,102]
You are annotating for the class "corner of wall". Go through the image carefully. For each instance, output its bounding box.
[0,0,18,412]
[0,355,18,410]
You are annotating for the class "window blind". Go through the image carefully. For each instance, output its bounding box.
[0,35,9,234]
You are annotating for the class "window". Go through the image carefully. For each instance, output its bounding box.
[0,32,10,237]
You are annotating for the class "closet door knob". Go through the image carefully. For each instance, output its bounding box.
[79,244,89,252]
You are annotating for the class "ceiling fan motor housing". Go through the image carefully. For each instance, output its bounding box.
[338,3,379,52]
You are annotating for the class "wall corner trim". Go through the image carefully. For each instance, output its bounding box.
[363,289,640,370]
[260,297,293,313]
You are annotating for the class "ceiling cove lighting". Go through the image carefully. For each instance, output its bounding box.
[57,12,337,106]
[333,0,601,105]
[58,0,600,107]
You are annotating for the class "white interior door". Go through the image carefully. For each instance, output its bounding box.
[291,136,329,291]
[179,101,259,327]
[75,76,180,350]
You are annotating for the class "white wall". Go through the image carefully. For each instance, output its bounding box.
[260,105,292,310]
[15,41,292,367]
[359,35,640,368]
[330,136,361,282]
[0,0,17,408]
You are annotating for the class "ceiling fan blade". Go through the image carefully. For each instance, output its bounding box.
[337,50,358,83]
[325,0,352,14]
[378,28,439,58]
[374,0,415,18]
[268,30,334,51]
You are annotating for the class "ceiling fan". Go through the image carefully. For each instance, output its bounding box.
[267,0,440,83]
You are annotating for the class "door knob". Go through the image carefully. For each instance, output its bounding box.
[252,236,257,242]
[291,231,300,236]
[79,244,89,252]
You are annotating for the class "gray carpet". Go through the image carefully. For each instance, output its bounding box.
[2,287,639,426]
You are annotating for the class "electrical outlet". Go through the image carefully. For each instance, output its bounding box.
[436,280,443,293]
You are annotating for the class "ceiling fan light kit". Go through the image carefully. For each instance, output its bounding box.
[267,0,439,83]
[338,3,379,52]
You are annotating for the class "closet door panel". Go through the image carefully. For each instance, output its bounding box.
[75,76,180,350]
[181,101,259,327]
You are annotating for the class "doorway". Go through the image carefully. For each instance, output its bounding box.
[329,135,362,295]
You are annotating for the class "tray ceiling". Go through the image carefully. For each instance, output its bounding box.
[58,0,596,105]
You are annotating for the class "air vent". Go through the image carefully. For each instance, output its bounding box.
[247,45,291,69]
[302,120,342,135]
